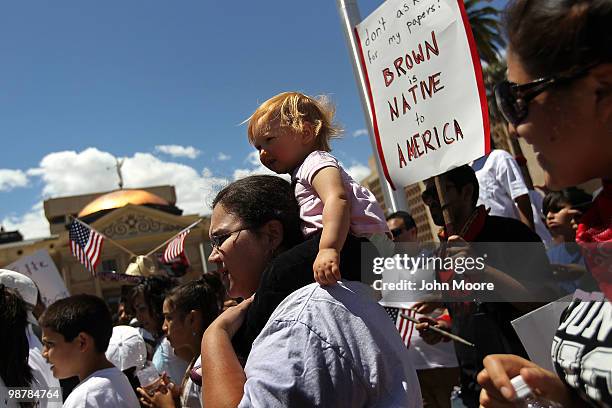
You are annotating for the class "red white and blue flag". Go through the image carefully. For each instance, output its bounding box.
[69,220,104,274]
[162,228,190,263]
[384,306,416,348]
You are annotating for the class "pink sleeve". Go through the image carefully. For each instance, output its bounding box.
[299,151,339,184]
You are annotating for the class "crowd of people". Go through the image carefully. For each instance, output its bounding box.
[1,0,610,407]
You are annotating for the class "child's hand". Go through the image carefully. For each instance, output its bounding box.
[314,248,341,286]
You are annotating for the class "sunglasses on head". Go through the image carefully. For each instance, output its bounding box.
[209,227,250,250]
[495,65,594,127]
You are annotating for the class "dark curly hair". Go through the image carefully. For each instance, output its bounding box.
[542,187,593,216]
[0,285,32,390]
[504,0,612,77]
[165,273,225,331]
[213,175,303,250]
[130,275,175,337]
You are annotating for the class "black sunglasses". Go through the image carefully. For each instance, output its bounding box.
[209,227,250,250]
[495,66,593,126]
[421,183,460,208]
[390,227,405,238]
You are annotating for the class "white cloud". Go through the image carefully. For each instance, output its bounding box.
[352,129,368,138]
[27,148,118,197]
[26,147,227,217]
[217,152,231,161]
[154,145,201,159]
[2,202,49,240]
[121,152,226,214]
[343,162,371,183]
[0,169,29,191]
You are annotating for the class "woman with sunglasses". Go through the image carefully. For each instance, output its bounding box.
[478,1,611,407]
[201,175,422,407]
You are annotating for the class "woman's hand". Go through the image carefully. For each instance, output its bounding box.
[477,354,577,407]
[223,298,239,311]
[201,296,252,407]
[137,376,177,408]
[205,295,254,339]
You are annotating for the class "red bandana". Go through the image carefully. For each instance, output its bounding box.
[575,181,612,300]
[437,205,488,242]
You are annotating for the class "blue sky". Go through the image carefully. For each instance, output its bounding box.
[0,0,506,239]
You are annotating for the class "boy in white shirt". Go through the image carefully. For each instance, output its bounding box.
[39,294,139,408]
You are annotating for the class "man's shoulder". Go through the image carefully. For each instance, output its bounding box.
[480,215,542,242]
[488,149,513,162]
[264,282,384,333]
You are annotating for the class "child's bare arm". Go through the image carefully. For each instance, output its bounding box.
[311,166,351,285]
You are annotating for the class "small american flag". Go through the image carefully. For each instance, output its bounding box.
[69,221,104,274]
[384,307,416,348]
[162,228,190,263]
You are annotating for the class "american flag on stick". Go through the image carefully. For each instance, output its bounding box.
[69,220,105,274]
[161,228,190,263]
[384,306,416,348]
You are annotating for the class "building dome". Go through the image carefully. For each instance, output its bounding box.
[78,189,171,217]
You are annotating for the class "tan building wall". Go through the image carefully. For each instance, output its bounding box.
[0,187,211,306]
[361,157,439,243]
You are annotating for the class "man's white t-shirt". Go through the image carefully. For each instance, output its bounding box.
[472,149,529,220]
[528,189,553,248]
[62,367,139,408]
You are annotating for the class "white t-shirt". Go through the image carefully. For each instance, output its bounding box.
[62,367,139,408]
[472,150,529,220]
[399,304,459,370]
[240,282,422,408]
[0,376,20,408]
[528,189,553,248]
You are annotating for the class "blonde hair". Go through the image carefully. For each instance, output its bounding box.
[247,92,342,152]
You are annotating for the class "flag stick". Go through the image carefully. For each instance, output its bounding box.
[70,216,138,258]
[144,218,204,257]
[400,313,475,348]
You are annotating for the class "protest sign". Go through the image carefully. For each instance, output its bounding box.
[511,296,572,371]
[355,0,490,189]
[7,249,70,306]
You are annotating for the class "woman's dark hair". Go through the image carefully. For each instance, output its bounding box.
[165,273,225,331]
[504,0,612,77]
[213,175,302,249]
[542,187,593,216]
[130,276,175,336]
[0,285,33,388]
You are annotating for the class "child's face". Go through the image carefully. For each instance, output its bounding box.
[546,202,577,240]
[252,122,311,174]
[162,299,195,357]
[41,327,81,379]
